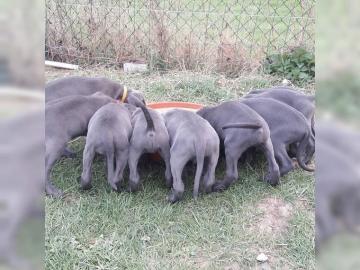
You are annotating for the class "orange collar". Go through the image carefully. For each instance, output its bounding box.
[120,86,128,103]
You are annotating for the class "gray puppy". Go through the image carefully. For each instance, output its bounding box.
[46,76,145,105]
[163,109,220,203]
[197,101,280,192]
[0,111,44,269]
[245,87,315,135]
[45,92,114,197]
[80,103,133,191]
[46,76,148,158]
[127,107,172,192]
[240,98,314,176]
[316,121,360,250]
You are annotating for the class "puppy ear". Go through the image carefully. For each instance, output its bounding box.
[129,90,147,105]
[127,94,144,107]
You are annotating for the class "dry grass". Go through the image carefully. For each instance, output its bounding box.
[45,0,315,72]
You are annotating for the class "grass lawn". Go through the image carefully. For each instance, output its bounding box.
[45,67,315,269]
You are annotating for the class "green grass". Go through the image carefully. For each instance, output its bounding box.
[45,67,315,269]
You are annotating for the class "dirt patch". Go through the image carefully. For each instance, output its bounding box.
[187,250,212,269]
[193,259,211,269]
[63,193,80,204]
[224,262,241,270]
[253,197,293,236]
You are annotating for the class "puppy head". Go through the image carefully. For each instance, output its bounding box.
[127,89,146,106]
[196,106,211,118]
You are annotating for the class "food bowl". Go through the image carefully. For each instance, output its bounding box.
[147,101,203,113]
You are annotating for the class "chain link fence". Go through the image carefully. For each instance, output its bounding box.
[45,0,315,73]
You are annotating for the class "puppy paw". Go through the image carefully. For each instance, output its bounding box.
[46,184,64,198]
[80,180,92,190]
[50,189,64,198]
[167,194,178,204]
[264,174,280,187]
[167,190,183,203]
[126,185,142,193]
[279,162,294,176]
[280,167,292,177]
[204,186,213,194]
[115,181,124,192]
[212,181,227,192]
[165,179,173,189]
[63,148,76,158]
[66,152,77,159]
[109,181,119,192]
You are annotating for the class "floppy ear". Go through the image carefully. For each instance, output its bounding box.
[127,94,145,107]
[129,90,147,105]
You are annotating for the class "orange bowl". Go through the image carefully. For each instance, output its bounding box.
[147,101,204,161]
[147,101,203,113]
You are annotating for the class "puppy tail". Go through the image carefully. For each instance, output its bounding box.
[126,93,155,131]
[193,141,205,199]
[222,123,262,130]
[140,106,155,131]
[296,132,315,172]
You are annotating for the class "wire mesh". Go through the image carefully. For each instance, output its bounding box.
[45,0,315,72]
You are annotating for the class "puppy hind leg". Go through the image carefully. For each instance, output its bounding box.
[203,152,219,194]
[261,138,280,186]
[213,152,239,192]
[275,143,294,176]
[159,144,172,188]
[168,153,188,203]
[113,148,129,191]
[199,157,209,192]
[128,147,142,192]
[45,143,65,197]
[106,150,117,191]
[213,139,245,192]
[80,144,95,190]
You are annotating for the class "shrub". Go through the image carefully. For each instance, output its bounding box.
[263,47,315,84]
